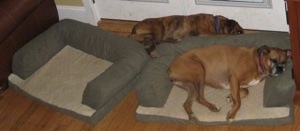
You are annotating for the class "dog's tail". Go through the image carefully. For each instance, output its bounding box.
[128,25,137,38]
[128,22,143,37]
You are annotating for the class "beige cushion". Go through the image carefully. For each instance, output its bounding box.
[9,45,112,116]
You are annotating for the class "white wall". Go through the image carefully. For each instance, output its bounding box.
[93,0,288,32]
[185,0,288,31]
[56,0,98,26]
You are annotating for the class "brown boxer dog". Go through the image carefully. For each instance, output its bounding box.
[129,13,244,57]
[168,45,291,123]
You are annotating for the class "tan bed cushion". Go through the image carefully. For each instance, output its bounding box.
[9,45,112,116]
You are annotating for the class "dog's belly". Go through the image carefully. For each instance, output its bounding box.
[219,79,260,90]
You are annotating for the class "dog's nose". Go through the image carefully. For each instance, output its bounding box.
[276,66,285,74]
[237,30,243,35]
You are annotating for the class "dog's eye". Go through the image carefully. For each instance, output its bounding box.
[281,60,287,64]
[270,59,278,63]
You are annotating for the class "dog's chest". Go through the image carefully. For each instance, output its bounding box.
[220,79,260,89]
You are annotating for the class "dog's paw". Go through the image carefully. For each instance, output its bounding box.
[227,118,234,123]
[226,96,232,103]
[209,105,221,112]
[174,39,182,43]
[226,94,232,103]
[226,111,236,122]
[150,51,160,58]
[189,114,199,124]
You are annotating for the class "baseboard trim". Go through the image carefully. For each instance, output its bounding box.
[56,5,97,26]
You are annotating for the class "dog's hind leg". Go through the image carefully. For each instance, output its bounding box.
[195,67,221,112]
[193,64,220,112]
[173,81,198,123]
[196,81,221,112]
[143,35,155,52]
[185,84,199,123]
[142,35,161,58]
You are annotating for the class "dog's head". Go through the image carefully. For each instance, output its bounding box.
[257,45,292,77]
[217,16,244,35]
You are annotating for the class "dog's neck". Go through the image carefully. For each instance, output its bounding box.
[214,16,220,33]
[257,52,268,77]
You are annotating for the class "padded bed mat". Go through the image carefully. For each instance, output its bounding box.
[9,46,113,123]
[136,81,293,125]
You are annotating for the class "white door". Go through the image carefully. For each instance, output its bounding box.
[92,0,288,32]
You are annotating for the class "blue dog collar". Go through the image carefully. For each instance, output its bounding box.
[214,16,220,33]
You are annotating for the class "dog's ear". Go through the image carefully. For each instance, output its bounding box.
[225,20,238,33]
[257,45,271,55]
[285,49,292,58]
[224,19,243,34]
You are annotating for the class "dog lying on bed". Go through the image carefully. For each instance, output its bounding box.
[168,45,291,123]
[129,13,244,57]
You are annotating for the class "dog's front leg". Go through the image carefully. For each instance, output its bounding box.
[227,74,241,121]
[226,88,249,103]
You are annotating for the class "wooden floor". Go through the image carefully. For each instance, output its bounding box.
[0,19,299,131]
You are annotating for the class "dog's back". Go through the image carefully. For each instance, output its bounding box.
[129,14,214,43]
[129,14,244,57]
[169,45,257,89]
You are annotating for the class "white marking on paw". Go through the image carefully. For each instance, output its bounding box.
[216,106,221,111]
[228,118,234,123]
[191,114,197,118]
[226,97,232,103]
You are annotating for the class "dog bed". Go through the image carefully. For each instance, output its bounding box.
[8,19,149,124]
[135,32,295,125]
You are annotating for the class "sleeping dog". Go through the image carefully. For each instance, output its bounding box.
[168,45,291,123]
[129,13,244,57]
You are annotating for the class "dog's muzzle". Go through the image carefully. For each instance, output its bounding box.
[270,64,286,77]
